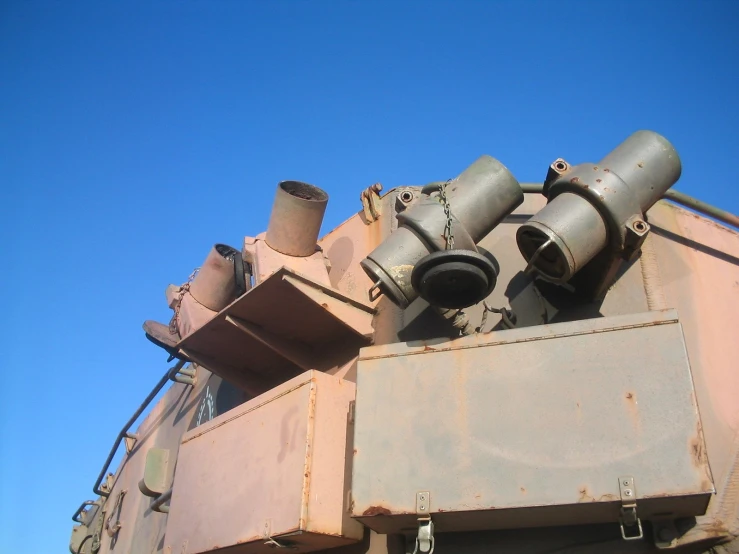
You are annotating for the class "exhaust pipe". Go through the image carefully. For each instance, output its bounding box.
[266,181,329,257]
[189,244,241,312]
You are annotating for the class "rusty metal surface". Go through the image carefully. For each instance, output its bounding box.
[245,232,334,287]
[646,202,739,548]
[266,180,329,257]
[352,310,712,534]
[164,370,363,553]
[189,244,240,312]
[73,184,739,554]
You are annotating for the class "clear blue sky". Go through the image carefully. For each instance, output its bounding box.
[1,2,737,552]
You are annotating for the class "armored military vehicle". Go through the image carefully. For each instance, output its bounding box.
[70,131,739,554]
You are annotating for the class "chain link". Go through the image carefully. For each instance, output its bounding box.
[476,301,517,333]
[168,267,200,334]
[439,179,454,250]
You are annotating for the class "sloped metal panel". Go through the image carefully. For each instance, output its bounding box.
[352,310,713,534]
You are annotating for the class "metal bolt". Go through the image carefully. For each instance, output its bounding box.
[624,489,633,497]
[623,480,630,486]
[420,505,425,510]
[400,191,414,203]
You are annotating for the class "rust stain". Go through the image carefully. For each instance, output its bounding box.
[570,177,579,183]
[593,166,599,170]
[520,487,527,494]
[321,303,329,309]
[423,345,435,352]
[637,162,644,168]
[596,179,602,183]
[578,487,617,503]
[623,391,641,434]
[690,420,707,468]
[362,506,392,516]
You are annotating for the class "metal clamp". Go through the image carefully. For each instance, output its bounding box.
[619,476,643,540]
[413,518,435,554]
[413,491,434,554]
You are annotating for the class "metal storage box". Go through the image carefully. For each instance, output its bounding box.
[352,310,713,535]
[165,370,363,553]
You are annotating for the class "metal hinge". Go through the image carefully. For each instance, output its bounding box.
[348,401,356,424]
[413,492,434,554]
[619,476,643,540]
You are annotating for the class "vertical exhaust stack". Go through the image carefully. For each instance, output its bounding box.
[266,181,329,257]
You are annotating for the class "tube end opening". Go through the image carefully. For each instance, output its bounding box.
[517,224,574,283]
[279,180,328,203]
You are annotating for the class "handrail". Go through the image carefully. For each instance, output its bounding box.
[518,182,739,229]
[71,500,96,523]
[150,488,173,514]
[426,181,738,229]
[91,359,187,497]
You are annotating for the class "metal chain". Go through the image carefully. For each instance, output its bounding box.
[168,267,200,334]
[476,301,517,333]
[439,179,454,250]
[105,489,126,538]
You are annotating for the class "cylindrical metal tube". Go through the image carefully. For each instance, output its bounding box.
[362,226,433,307]
[517,193,608,282]
[447,156,523,241]
[517,131,682,284]
[361,155,522,307]
[599,130,682,212]
[189,244,239,312]
[265,181,328,257]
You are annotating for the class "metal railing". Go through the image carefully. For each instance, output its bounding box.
[72,359,192,522]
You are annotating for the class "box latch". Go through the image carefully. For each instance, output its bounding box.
[413,491,434,554]
[619,476,643,540]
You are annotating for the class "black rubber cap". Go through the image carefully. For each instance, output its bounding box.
[411,250,497,309]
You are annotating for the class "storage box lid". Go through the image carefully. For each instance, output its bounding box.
[352,310,713,534]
